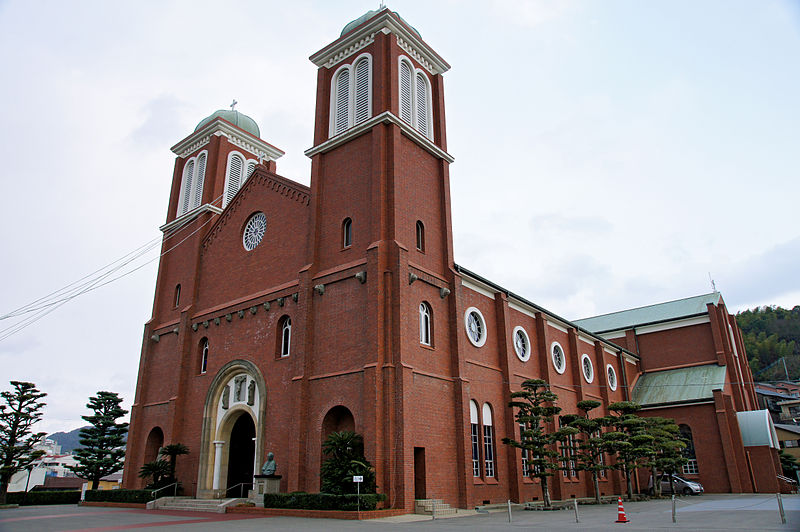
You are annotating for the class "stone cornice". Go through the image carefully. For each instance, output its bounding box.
[159,204,223,233]
[304,111,455,163]
[310,9,450,75]
[171,118,285,161]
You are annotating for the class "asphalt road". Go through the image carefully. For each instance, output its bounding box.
[0,494,798,531]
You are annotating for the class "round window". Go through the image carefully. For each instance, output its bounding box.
[243,212,267,251]
[551,342,566,374]
[464,307,487,347]
[607,364,618,391]
[581,354,594,383]
[513,326,530,362]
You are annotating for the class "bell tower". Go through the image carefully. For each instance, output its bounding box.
[289,8,459,510]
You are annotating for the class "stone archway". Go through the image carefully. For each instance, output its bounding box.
[196,360,266,499]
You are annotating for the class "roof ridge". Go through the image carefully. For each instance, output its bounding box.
[575,292,720,322]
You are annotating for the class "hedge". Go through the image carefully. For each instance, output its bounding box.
[84,489,154,504]
[6,490,81,505]
[263,492,387,511]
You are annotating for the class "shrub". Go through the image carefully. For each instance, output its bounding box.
[84,489,154,504]
[6,490,81,505]
[263,492,387,511]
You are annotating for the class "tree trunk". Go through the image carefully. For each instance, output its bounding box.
[0,480,8,505]
[592,472,601,504]
[651,466,662,497]
[91,479,99,490]
[625,468,634,500]
[542,476,552,508]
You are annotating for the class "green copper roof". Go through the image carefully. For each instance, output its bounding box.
[340,8,421,38]
[631,364,727,406]
[573,292,721,333]
[195,109,260,138]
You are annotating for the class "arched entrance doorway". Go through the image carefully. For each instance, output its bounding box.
[226,413,256,492]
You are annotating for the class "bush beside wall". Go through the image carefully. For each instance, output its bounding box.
[84,489,154,504]
[263,492,387,511]
[6,491,81,505]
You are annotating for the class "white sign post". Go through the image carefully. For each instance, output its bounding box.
[353,476,364,513]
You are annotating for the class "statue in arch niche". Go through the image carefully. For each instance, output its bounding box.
[247,380,255,406]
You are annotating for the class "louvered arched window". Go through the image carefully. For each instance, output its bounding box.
[176,150,208,216]
[342,217,352,248]
[416,220,425,252]
[329,54,372,137]
[279,316,291,357]
[398,56,433,140]
[223,151,258,208]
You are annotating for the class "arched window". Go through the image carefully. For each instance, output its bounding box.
[679,424,698,474]
[416,220,425,252]
[419,302,432,346]
[482,403,496,478]
[176,151,208,215]
[223,151,258,208]
[342,218,352,248]
[174,284,181,308]
[469,400,480,477]
[200,338,209,374]
[398,56,433,139]
[330,54,372,136]
[279,316,291,357]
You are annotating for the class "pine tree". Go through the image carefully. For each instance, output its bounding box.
[501,379,565,508]
[561,400,612,504]
[0,381,47,505]
[642,416,686,496]
[68,391,128,490]
[605,401,653,499]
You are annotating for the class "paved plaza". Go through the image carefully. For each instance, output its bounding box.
[0,494,798,531]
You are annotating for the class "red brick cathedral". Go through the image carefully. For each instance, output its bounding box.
[123,8,782,509]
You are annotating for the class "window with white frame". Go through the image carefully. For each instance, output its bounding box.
[679,424,699,475]
[513,326,531,362]
[177,151,208,215]
[482,403,496,477]
[560,418,578,478]
[200,338,209,374]
[581,354,594,383]
[607,364,618,391]
[470,400,480,477]
[330,54,372,136]
[551,342,566,374]
[519,423,530,477]
[465,307,487,347]
[419,302,432,346]
[223,151,257,207]
[279,316,291,357]
[398,56,433,139]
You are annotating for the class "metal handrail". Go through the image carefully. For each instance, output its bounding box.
[151,482,179,499]
[225,482,253,498]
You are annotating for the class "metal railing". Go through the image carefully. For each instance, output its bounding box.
[151,482,179,499]
[225,482,253,498]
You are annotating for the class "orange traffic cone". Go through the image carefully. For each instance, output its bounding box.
[615,497,629,523]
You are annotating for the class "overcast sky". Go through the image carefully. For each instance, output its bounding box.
[1,0,798,435]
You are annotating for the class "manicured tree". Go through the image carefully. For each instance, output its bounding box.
[320,431,376,494]
[605,401,653,499]
[562,400,612,504]
[138,460,171,488]
[642,416,686,496]
[159,443,189,484]
[68,391,128,490]
[501,378,565,508]
[0,381,47,505]
[779,450,800,479]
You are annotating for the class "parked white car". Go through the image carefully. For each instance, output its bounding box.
[658,474,704,495]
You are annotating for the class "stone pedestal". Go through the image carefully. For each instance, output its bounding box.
[252,474,282,498]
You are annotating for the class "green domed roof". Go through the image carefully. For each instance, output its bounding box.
[195,109,260,138]
[340,9,420,38]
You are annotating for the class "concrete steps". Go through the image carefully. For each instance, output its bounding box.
[414,498,457,516]
[147,497,243,513]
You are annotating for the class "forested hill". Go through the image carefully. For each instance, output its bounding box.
[736,305,800,381]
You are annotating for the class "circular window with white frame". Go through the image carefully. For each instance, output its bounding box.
[464,307,487,347]
[581,354,594,383]
[242,212,267,251]
[512,326,531,362]
[607,364,618,391]
[551,342,566,374]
